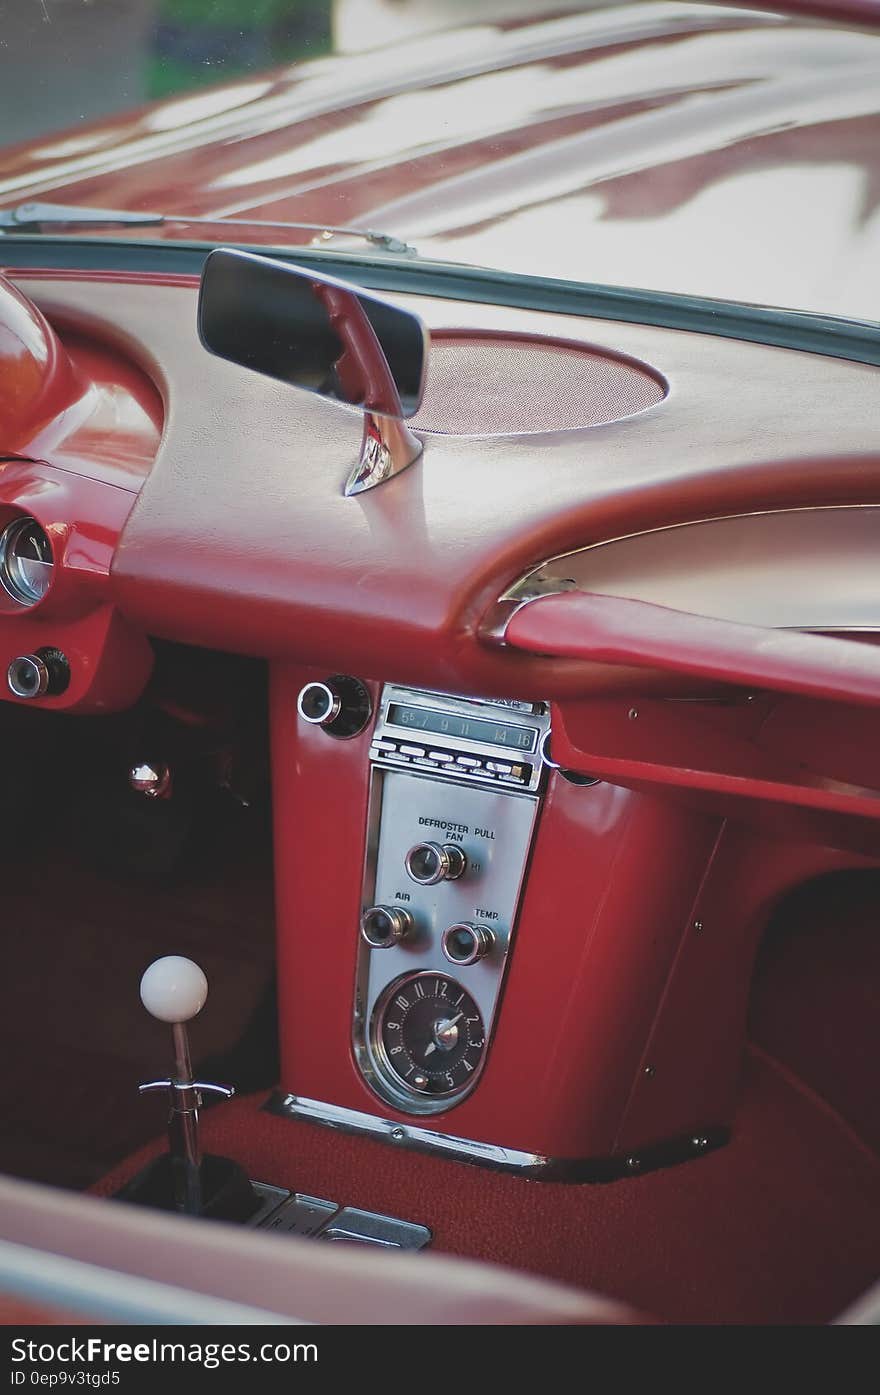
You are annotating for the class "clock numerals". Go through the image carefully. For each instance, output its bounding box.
[373,972,486,1101]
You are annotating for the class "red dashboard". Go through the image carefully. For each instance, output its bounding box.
[2,263,879,1182]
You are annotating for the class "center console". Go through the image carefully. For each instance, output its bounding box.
[269,663,746,1178]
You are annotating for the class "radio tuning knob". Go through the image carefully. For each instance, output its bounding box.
[404,841,467,886]
[297,680,342,727]
[441,922,495,966]
[361,905,414,949]
[297,675,371,738]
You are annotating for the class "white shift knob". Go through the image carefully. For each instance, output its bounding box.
[140,956,208,1024]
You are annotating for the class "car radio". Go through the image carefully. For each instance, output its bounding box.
[368,684,550,794]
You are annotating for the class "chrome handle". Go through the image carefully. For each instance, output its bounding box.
[193,1082,235,1100]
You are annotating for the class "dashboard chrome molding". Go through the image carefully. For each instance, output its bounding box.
[264,1093,730,1181]
[484,504,880,644]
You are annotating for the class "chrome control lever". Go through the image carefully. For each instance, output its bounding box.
[138,956,234,1216]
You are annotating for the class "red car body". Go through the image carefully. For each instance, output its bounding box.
[3,1,880,318]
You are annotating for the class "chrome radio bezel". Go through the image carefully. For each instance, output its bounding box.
[369,685,551,794]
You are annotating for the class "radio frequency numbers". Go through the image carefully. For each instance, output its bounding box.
[387,703,536,752]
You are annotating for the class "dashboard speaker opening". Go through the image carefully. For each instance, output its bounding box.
[409,331,666,437]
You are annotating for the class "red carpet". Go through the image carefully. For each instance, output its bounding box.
[6,822,876,1325]
[96,1045,880,1326]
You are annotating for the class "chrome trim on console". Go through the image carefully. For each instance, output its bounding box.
[265,1092,551,1173]
[264,1092,730,1180]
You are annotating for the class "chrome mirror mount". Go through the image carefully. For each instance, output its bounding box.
[346,411,423,496]
[198,248,428,496]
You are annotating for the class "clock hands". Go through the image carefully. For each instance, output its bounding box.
[423,1010,464,1057]
[376,973,485,1098]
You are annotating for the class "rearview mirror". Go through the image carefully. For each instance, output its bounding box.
[198,249,429,495]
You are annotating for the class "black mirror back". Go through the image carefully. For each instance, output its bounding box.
[198,248,428,420]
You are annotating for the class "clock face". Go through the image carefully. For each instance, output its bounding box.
[371,971,486,1103]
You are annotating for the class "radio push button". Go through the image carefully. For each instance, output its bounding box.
[361,906,414,948]
[404,841,467,886]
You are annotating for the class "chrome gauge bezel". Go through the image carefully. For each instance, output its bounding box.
[367,970,488,1115]
[0,516,54,607]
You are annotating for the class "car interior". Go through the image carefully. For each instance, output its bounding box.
[0,0,878,1329]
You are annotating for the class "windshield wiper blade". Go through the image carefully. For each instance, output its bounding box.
[0,202,164,231]
[0,201,417,255]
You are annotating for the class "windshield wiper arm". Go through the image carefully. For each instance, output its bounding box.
[0,201,417,255]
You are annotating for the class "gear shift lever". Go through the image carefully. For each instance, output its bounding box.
[118,956,259,1222]
[137,957,234,1215]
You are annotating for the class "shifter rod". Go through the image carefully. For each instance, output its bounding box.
[138,957,234,1215]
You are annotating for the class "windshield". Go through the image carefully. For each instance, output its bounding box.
[3,1,879,322]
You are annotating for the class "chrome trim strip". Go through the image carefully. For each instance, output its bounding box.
[266,1092,550,1173]
[500,503,880,597]
[264,1092,730,1180]
[486,504,880,644]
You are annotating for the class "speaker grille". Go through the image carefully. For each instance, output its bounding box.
[409,332,665,437]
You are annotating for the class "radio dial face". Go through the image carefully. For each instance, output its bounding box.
[372,971,486,1100]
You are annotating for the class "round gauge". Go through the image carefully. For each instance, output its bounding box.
[371,971,486,1102]
[0,517,53,606]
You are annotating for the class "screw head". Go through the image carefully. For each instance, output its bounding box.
[693,920,704,934]
[625,1155,642,1173]
[691,1135,709,1152]
[390,1127,405,1142]
[643,1065,655,1078]
[627,707,639,720]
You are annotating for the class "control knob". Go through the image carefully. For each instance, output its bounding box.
[361,905,414,948]
[404,841,467,886]
[441,922,495,966]
[7,646,70,699]
[297,674,371,738]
